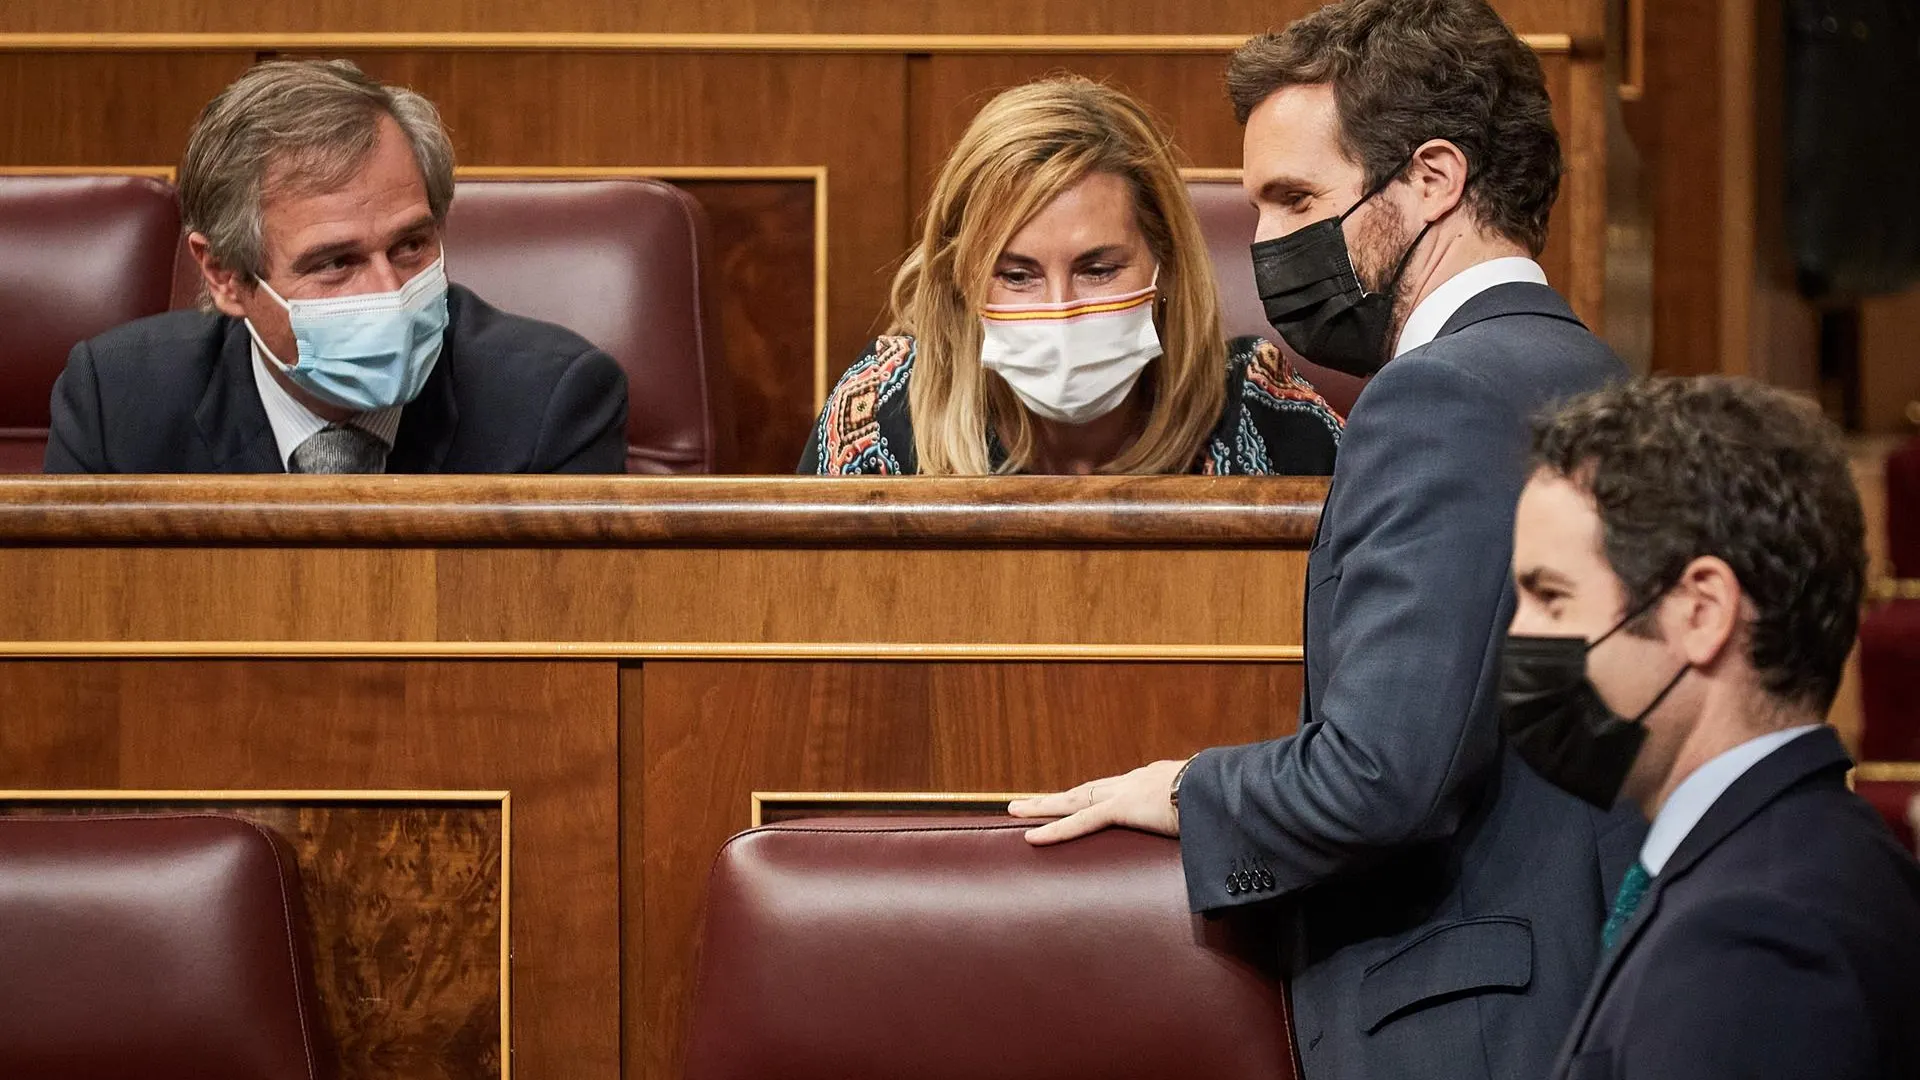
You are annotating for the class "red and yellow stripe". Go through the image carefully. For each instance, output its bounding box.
[981,289,1156,323]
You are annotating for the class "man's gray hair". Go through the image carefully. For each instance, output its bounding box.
[180,59,455,283]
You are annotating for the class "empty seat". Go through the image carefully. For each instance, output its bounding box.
[685,816,1297,1080]
[1187,177,1364,417]
[0,175,181,472]
[0,812,333,1080]
[444,179,731,473]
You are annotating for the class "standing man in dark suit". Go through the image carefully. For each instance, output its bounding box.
[44,59,627,474]
[1010,4,1639,1079]
[1514,378,1920,1080]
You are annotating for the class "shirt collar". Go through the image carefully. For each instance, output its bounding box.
[1392,256,1549,358]
[1639,724,1825,875]
[248,337,403,470]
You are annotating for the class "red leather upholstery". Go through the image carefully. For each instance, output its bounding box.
[0,813,333,1080]
[445,179,731,473]
[1885,435,1920,578]
[1862,601,1920,761]
[0,175,181,472]
[685,817,1297,1080]
[1186,178,1364,417]
[1856,779,1920,857]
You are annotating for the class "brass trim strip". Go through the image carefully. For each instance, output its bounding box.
[750,790,1042,828]
[454,164,831,406]
[0,641,1306,661]
[1181,167,1244,183]
[0,787,513,1074]
[1869,579,1920,603]
[1855,762,1920,784]
[0,164,177,181]
[0,32,1577,55]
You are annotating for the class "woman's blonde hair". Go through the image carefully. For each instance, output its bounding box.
[891,76,1228,475]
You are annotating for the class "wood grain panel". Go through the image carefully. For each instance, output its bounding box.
[298,51,907,414]
[1861,285,1920,435]
[0,475,1327,545]
[0,1,1584,36]
[0,52,252,165]
[634,659,1304,1080]
[672,179,817,470]
[0,546,1306,646]
[0,799,506,1080]
[0,660,622,1080]
[0,547,439,642]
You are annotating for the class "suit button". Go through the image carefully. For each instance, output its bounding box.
[1260,870,1275,890]
[1225,875,1241,896]
[1238,870,1255,892]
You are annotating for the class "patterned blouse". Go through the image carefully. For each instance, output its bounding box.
[799,334,1343,475]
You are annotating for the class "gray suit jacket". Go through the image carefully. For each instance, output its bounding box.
[1178,282,1644,1080]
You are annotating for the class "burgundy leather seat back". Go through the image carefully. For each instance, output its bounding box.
[0,813,332,1080]
[686,817,1297,1080]
[444,179,730,473]
[1857,779,1920,858]
[0,175,181,472]
[1186,177,1364,417]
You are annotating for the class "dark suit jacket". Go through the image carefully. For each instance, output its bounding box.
[44,283,628,473]
[1177,283,1641,1080]
[1552,727,1920,1080]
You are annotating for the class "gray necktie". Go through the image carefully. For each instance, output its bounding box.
[290,424,388,474]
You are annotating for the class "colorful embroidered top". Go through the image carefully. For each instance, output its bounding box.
[799,334,1343,475]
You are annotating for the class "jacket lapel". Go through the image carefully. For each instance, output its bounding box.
[1553,727,1854,1067]
[193,320,284,473]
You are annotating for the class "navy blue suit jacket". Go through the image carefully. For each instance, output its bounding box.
[43,283,628,474]
[1552,726,1920,1080]
[1177,282,1642,1080]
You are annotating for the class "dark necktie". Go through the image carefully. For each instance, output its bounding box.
[290,424,387,474]
[1602,860,1652,953]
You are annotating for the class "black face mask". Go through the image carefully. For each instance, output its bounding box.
[1250,168,1435,378]
[1499,594,1690,809]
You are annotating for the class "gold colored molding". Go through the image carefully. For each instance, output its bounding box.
[751,790,1042,828]
[1855,762,1920,784]
[0,32,1578,55]
[455,164,831,404]
[0,787,513,1079]
[1869,579,1920,603]
[1181,167,1244,183]
[0,164,176,181]
[0,641,1307,662]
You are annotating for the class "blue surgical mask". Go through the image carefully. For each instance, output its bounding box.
[248,255,450,412]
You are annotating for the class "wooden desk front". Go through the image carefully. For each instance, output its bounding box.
[0,476,1320,1080]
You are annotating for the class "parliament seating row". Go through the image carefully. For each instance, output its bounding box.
[0,173,730,474]
[0,173,1364,477]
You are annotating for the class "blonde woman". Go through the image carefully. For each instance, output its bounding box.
[799,76,1341,476]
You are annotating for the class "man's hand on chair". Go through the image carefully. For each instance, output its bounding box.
[1009,759,1186,845]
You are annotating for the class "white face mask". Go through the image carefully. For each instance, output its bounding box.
[978,272,1163,425]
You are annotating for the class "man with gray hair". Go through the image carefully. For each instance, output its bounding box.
[45,59,627,474]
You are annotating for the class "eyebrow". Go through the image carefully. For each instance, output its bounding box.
[289,214,438,274]
[995,244,1132,267]
[1516,567,1577,593]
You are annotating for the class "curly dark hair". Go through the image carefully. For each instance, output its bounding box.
[1227,0,1561,255]
[1532,377,1866,713]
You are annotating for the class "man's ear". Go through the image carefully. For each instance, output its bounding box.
[1669,555,1743,670]
[1405,138,1471,224]
[188,232,249,318]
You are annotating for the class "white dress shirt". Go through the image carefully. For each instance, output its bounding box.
[249,339,403,471]
[1639,724,1824,875]
[1392,256,1550,358]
